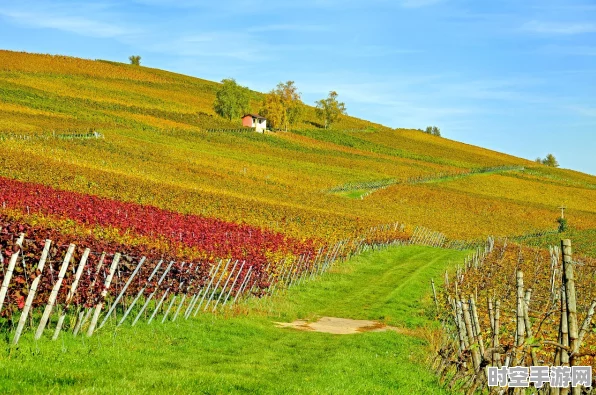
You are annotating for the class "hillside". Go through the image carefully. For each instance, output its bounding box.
[1,50,595,251]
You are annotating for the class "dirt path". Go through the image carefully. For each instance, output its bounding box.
[275,316,419,336]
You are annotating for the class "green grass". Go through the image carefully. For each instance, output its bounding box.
[0,246,468,394]
[333,189,369,199]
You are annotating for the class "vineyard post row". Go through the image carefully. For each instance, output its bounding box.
[432,238,596,394]
[0,221,432,345]
[0,131,103,141]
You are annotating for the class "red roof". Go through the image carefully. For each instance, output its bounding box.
[242,114,266,120]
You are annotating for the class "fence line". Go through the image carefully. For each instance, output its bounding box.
[327,166,525,200]
[0,220,416,345]
[432,237,596,394]
[0,131,104,141]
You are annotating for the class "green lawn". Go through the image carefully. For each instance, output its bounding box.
[0,246,468,394]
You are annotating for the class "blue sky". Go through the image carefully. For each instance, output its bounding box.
[0,0,595,174]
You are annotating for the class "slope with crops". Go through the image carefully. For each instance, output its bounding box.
[1,51,595,247]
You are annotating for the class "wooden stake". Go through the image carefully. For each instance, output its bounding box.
[232,267,253,306]
[562,239,579,368]
[469,295,485,358]
[73,252,106,336]
[132,261,174,326]
[13,239,51,345]
[222,261,245,307]
[488,296,495,334]
[577,300,596,350]
[462,300,481,371]
[162,293,179,323]
[192,260,223,317]
[0,233,25,314]
[560,285,570,367]
[98,256,147,329]
[147,288,170,324]
[86,253,121,337]
[203,259,231,311]
[52,248,91,340]
[212,260,240,311]
[523,288,537,366]
[514,270,526,366]
[118,260,163,326]
[493,300,501,367]
[431,279,439,312]
[182,262,214,319]
[35,244,75,340]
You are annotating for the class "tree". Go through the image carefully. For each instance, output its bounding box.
[424,126,441,136]
[129,55,141,66]
[315,91,347,129]
[260,81,303,131]
[213,78,251,121]
[542,153,559,167]
[537,154,559,167]
[260,92,284,130]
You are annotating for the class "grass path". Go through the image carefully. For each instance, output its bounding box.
[0,246,468,394]
[332,165,524,199]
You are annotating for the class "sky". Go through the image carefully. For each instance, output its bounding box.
[0,0,595,174]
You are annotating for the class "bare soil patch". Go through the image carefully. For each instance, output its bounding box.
[275,316,411,335]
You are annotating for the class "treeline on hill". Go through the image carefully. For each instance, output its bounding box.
[213,79,349,131]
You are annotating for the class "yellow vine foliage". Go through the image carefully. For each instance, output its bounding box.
[1,50,595,244]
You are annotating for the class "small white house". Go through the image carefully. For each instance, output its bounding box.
[242,114,267,133]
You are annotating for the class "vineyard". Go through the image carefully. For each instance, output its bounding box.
[0,49,595,393]
[1,50,595,244]
[434,238,596,393]
[0,212,412,344]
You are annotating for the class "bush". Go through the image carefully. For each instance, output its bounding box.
[557,217,568,233]
[424,126,441,136]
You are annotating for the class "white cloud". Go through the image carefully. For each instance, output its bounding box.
[133,0,442,11]
[398,0,443,9]
[247,24,329,33]
[152,32,271,62]
[0,4,140,39]
[539,45,596,56]
[567,105,596,117]
[522,20,596,35]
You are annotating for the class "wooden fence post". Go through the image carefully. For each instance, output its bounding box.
[86,253,121,337]
[232,267,253,306]
[52,248,91,340]
[203,259,232,311]
[73,252,106,336]
[118,260,163,326]
[132,261,174,326]
[562,240,579,366]
[192,260,223,317]
[35,244,75,340]
[222,261,245,308]
[98,256,146,329]
[212,260,240,312]
[431,279,439,312]
[0,233,25,314]
[12,239,51,345]
[514,270,526,366]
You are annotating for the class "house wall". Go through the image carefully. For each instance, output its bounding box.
[255,119,266,133]
[242,116,254,128]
